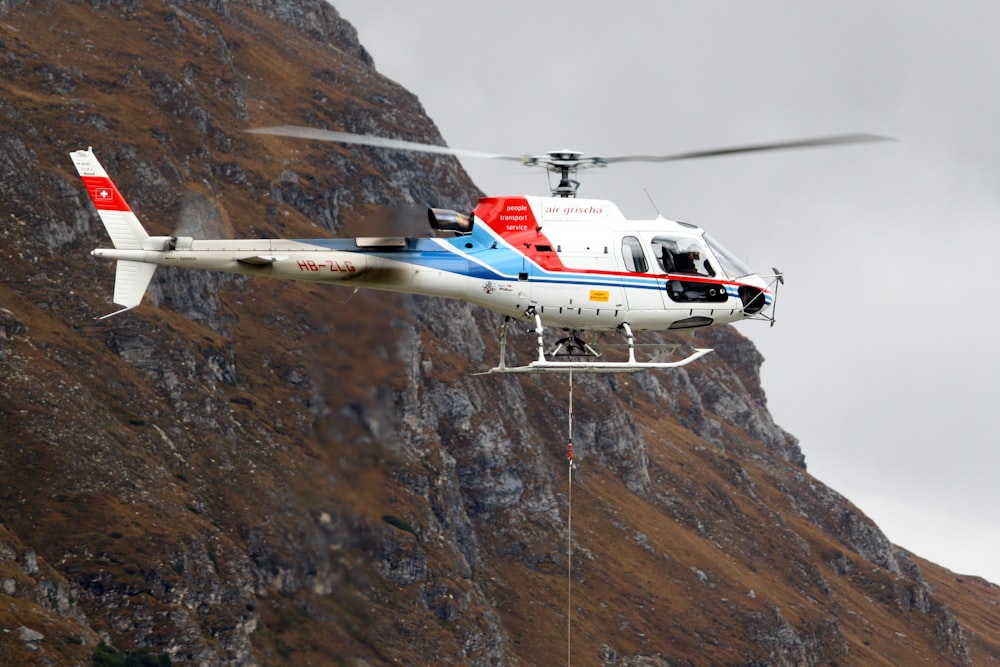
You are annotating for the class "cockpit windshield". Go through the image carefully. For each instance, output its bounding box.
[703,233,755,279]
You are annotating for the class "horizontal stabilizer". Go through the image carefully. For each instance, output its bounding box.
[98,260,157,319]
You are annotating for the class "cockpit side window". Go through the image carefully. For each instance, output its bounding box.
[621,236,648,273]
[651,235,714,276]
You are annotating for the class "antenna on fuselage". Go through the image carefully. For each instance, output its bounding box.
[643,188,662,217]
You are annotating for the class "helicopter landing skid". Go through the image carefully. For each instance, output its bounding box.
[478,315,713,375]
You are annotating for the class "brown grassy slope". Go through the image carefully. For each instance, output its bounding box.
[913,556,1000,666]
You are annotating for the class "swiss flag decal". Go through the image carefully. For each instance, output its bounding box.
[81,175,129,211]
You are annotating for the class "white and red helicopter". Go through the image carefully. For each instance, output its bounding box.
[72,130,885,373]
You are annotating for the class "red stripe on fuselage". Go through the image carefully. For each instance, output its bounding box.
[475,196,575,272]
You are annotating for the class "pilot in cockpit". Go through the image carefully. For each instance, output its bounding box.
[674,243,700,274]
[680,242,718,277]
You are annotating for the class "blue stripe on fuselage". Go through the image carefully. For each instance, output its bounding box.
[295,234,754,298]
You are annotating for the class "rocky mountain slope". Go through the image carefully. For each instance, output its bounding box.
[0,1,998,665]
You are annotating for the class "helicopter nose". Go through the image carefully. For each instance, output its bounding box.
[738,285,768,314]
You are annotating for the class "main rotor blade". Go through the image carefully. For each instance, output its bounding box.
[247,125,514,161]
[602,133,892,164]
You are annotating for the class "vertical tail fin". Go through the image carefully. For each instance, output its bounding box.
[72,148,157,318]
[70,147,149,249]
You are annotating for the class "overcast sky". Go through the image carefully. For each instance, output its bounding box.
[331,0,1000,584]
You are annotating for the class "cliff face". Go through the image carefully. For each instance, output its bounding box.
[0,1,997,666]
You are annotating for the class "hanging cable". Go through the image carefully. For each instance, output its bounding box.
[566,368,575,667]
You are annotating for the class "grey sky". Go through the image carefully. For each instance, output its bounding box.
[330,0,1000,583]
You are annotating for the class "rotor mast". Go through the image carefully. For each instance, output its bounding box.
[523,150,607,198]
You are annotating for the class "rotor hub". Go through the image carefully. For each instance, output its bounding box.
[522,151,609,197]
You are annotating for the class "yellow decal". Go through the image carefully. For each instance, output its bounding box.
[589,289,610,303]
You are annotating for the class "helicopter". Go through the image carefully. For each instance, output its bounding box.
[71,130,887,374]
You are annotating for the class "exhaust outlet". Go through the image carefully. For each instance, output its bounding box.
[428,208,472,233]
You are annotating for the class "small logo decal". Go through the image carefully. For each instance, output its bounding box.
[589,289,610,303]
[483,281,495,295]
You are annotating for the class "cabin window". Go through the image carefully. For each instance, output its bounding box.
[621,236,648,273]
[651,235,715,277]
